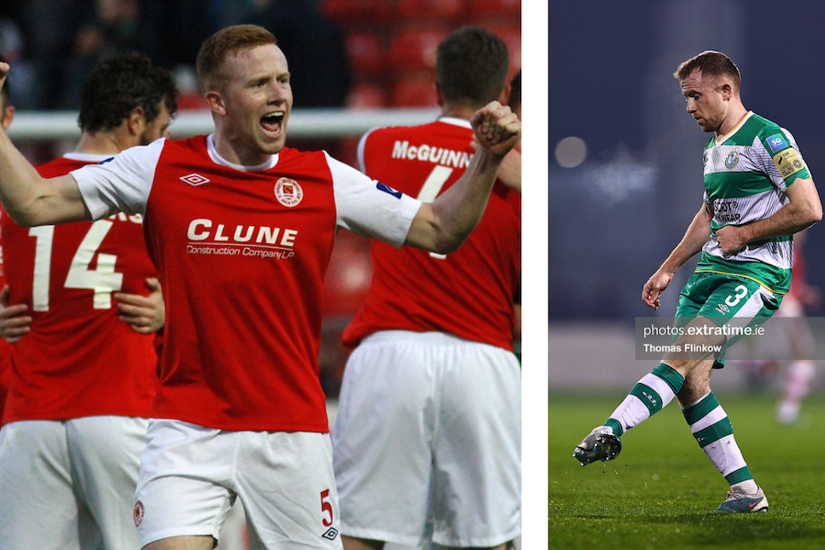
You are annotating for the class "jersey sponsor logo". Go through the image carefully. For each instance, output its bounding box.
[391,140,471,169]
[133,500,145,527]
[766,134,789,153]
[376,182,402,199]
[186,218,298,259]
[772,148,805,179]
[274,177,304,207]
[712,199,740,223]
[724,148,739,169]
[180,173,210,186]
[322,527,339,540]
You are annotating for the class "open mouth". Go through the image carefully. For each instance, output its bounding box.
[261,112,285,135]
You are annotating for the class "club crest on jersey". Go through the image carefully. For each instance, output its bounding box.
[180,173,210,186]
[274,177,304,207]
[766,134,789,154]
[133,500,145,527]
[724,148,739,169]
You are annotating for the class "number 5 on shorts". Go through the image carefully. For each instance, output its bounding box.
[320,489,334,527]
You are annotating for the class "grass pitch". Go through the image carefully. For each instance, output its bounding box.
[549,391,825,550]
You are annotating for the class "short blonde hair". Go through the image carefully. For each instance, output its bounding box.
[674,50,741,92]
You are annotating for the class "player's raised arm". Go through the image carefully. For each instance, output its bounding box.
[404,100,520,254]
[0,62,89,227]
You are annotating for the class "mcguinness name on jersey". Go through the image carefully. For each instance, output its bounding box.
[391,140,472,170]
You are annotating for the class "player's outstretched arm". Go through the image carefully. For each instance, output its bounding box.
[404,100,520,253]
[0,61,89,227]
[716,177,822,254]
[642,202,713,309]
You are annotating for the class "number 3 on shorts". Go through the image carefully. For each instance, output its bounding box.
[724,284,749,307]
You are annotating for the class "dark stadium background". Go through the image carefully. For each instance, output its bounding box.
[549,0,825,323]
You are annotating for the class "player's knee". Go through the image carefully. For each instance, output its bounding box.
[676,368,712,404]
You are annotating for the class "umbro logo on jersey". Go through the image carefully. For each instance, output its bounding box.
[321,527,339,540]
[180,173,210,186]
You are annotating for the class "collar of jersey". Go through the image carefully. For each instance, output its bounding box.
[63,152,114,163]
[438,117,472,129]
[207,134,279,172]
[714,111,754,146]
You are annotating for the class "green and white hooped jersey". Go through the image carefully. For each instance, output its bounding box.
[698,111,810,294]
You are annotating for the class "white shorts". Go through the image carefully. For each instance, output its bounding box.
[0,416,147,550]
[135,419,343,549]
[332,331,521,548]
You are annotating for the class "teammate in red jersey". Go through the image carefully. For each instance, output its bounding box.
[0,53,14,423]
[0,52,175,550]
[0,24,519,550]
[773,231,819,424]
[499,69,521,194]
[333,27,521,550]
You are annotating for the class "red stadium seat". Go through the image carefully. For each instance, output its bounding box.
[390,76,437,107]
[388,27,448,72]
[344,32,385,76]
[487,24,521,72]
[346,82,388,109]
[395,0,466,21]
[470,0,520,16]
[177,91,208,111]
[320,0,391,25]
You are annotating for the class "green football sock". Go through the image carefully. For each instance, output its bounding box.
[682,392,754,486]
[604,362,685,436]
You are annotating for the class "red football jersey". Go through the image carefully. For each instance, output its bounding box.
[0,208,10,420]
[342,118,522,351]
[72,136,419,431]
[789,247,806,301]
[1,155,159,423]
